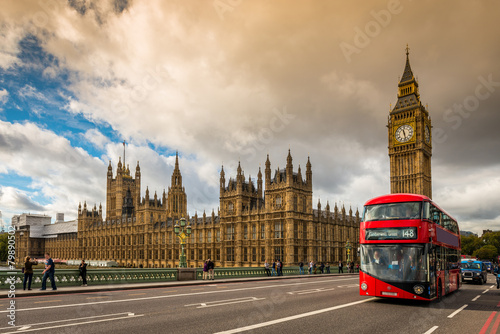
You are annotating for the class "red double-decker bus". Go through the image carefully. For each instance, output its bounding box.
[359,193,460,301]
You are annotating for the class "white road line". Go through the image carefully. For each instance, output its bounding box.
[0,312,133,330]
[1,277,356,314]
[482,289,490,294]
[423,325,439,334]
[287,287,336,295]
[186,297,265,308]
[213,298,376,334]
[2,314,143,333]
[490,285,495,289]
[447,304,468,318]
[472,295,481,302]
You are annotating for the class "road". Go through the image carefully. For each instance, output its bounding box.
[1,273,499,334]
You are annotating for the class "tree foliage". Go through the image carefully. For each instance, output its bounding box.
[473,245,498,261]
[0,233,8,261]
[461,235,482,256]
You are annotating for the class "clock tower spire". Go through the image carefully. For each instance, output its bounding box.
[388,46,432,198]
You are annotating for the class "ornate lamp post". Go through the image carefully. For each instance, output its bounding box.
[346,240,352,263]
[174,218,192,268]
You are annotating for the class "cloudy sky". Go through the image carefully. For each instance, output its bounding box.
[0,0,499,235]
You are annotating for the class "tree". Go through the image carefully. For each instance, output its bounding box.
[461,235,482,256]
[473,245,498,261]
[0,233,8,261]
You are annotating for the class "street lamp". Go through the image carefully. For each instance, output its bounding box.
[346,240,352,263]
[174,218,192,268]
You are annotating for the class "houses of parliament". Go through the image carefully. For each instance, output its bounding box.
[14,48,431,268]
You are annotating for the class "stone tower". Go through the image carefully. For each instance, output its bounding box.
[106,157,141,220]
[388,46,432,198]
[167,152,187,219]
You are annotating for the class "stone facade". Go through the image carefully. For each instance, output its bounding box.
[16,151,360,268]
[388,47,432,198]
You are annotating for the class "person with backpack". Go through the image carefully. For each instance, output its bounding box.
[207,258,215,280]
[298,261,304,275]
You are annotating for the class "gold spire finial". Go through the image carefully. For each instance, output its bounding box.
[406,44,410,56]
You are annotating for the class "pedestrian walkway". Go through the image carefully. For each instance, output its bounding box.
[7,272,358,298]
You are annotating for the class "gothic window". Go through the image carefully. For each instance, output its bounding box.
[228,202,234,213]
[261,247,265,262]
[274,222,284,239]
[227,225,234,241]
[252,247,257,262]
[302,196,307,212]
[261,225,265,239]
[207,231,212,243]
[276,195,282,208]
[216,230,220,242]
[293,196,298,211]
[226,247,234,261]
[243,225,248,240]
[243,248,248,262]
[199,231,203,243]
[252,225,257,240]
[274,247,284,261]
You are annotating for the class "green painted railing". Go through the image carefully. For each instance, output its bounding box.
[0,268,178,290]
[0,265,346,289]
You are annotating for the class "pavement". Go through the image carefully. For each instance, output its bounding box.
[8,272,359,298]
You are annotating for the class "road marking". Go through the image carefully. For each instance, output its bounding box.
[191,288,205,291]
[1,277,356,313]
[185,296,265,308]
[163,290,178,293]
[287,287,336,295]
[483,289,490,294]
[86,296,107,299]
[0,312,136,330]
[337,284,359,288]
[447,304,468,318]
[214,297,376,334]
[128,293,146,296]
[479,311,497,334]
[491,312,500,334]
[472,295,481,302]
[422,326,438,334]
[33,300,62,304]
[491,285,495,289]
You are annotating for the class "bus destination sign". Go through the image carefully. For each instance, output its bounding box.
[365,227,418,240]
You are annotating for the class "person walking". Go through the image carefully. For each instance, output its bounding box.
[207,258,215,280]
[276,260,282,276]
[79,259,88,286]
[356,263,360,273]
[298,261,304,275]
[309,260,313,274]
[339,261,343,273]
[264,260,271,276]
[279,260,284,276]
[202,260,208,280]
[325,263,330,274]
[23,256,37,290]
[272,260,276,276]
[320,262,325,274]
[40,253,56,291]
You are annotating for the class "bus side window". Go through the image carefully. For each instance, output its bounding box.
[431,205,441,225]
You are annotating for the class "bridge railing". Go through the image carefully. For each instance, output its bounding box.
[0,265,343,289]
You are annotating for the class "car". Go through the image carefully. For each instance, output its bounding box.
[482,261,493,273]
[461,260,488,284]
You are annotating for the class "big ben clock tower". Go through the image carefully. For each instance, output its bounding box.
[388,46,432,198]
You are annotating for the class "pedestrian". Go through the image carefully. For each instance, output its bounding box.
[320,262,325,274]
[298,261,304,275]
[351,261,355,273]
[202,260,208,280]
[325,263,330,274]
[40,253,56,291]
[264,260,271,276]
[276,260,282,276]
[272,260,276,276]
[494,264,500,289]
[279,260,283,276]
[313,262,318,274]
[207,258,215,280]
[339,261,343,273]
[23,256,37,290]
[356,263,360,273]
[309,260,313,274]
[79,259,88,286]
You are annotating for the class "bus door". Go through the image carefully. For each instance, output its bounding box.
[444,248,450,294]
[428,245,436,298]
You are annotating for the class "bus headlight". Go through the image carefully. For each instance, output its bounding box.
[413,285,424,295]
[361,282,368,291]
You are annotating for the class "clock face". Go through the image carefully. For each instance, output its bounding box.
[395,124,414,143]
[425,125,430,144]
